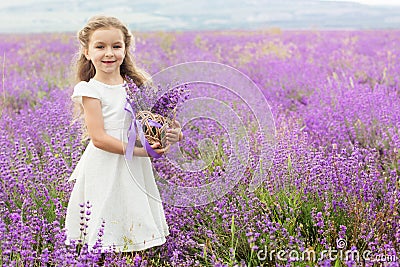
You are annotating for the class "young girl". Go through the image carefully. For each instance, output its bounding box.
[65,15,182,252]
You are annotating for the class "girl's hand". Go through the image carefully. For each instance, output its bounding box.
[166,120,183,145]
[151,142,170,156]
[132,142,170,157]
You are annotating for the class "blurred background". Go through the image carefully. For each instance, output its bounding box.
[0,0,399,33]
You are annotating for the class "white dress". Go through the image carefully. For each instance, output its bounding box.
[65,79,169,252]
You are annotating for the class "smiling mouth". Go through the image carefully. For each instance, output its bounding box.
[102,60,116,64]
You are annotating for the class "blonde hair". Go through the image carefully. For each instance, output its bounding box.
[72,15,148,140]
[75,15,148,85]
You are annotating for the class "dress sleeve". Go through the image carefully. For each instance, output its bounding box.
[71,81,101,105]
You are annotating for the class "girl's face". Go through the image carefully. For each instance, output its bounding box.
[85,27,126,79]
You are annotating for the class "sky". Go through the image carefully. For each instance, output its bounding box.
[330,0,400,5]
[0,0,399,33]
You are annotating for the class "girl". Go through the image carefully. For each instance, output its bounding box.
[65,15,182,252]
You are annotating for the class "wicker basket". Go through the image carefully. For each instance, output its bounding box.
[135,110,172,148]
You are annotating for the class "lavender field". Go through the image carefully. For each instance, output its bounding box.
[0,29,399,266]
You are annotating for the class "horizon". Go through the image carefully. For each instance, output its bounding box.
[0,0,399,33]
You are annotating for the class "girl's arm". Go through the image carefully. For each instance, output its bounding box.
[82,96,167,157]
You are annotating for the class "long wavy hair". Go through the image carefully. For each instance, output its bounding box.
[75,15,148,85]
[72,15,148,141]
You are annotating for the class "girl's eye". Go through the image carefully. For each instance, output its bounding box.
[113,45,122,49]
[95,45,104,49]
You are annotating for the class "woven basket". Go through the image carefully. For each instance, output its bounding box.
[135,110,172,148]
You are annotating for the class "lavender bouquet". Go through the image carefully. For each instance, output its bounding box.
[124,76,189,158]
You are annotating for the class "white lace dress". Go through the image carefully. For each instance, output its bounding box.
[65,79,169,252]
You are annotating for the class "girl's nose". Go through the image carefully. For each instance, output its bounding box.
[105,47,113,56]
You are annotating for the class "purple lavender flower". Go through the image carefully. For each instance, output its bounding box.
[124,75,190,119]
